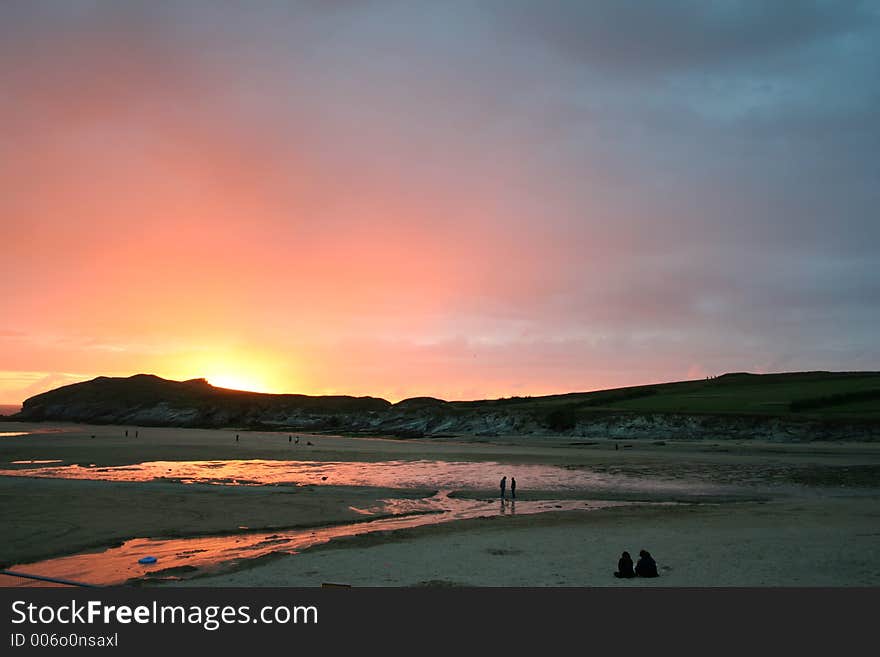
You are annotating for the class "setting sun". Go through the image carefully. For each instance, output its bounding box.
[172,349,288,395]
[205,373,270,393]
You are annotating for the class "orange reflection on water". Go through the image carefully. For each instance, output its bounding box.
[4,493,639,587]
[10,460,63,465]
[0,458,716,494]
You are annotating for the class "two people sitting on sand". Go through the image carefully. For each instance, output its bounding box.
[614,549,658,578]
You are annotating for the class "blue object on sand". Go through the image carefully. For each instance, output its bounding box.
[138,556,157,565]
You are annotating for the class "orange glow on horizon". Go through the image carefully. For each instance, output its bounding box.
[4,5,804,408]
[204,374,270,394]
[170,349,290,395]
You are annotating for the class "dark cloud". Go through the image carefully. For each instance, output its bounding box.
[496,0,878,77]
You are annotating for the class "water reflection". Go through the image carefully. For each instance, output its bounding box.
[0,458,716,494]
[4,492,647,587]
[10,460,63,465]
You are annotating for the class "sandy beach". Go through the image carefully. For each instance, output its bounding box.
[183,496,878,587]
[1,421,879,586]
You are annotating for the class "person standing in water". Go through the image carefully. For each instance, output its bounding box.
[500,476,507,499]
[511,477,516,499]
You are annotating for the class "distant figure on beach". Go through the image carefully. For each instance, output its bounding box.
[500,476,507,499]
[235,434,239,442]
[125,430,128,437]
[511,477,516,499]
[295,436,300,444]
[289,435,292,442]
[135,430,138,438]
[614,551,635,578]
[635,549,659,578]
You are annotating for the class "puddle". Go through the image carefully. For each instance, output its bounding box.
[10,460,63,465]
[0,458,728,587]
[0,458,721,495]
[1,492,656,587]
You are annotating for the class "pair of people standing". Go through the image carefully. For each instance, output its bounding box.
[499,476,516,499]
[614,549,658,578]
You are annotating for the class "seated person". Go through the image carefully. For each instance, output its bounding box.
[614,551,635,578]
[635,549,659,577]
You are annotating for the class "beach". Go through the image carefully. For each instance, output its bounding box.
[1,421,878,586]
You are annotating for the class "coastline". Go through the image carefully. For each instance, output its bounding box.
[2,421,879,586]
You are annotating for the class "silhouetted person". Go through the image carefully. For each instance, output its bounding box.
[135,430,139,438]
[289,435,292,442]
[125,430,128,437]
[295,437,300,444]
[635,549,658,578]
[500,476,507,499]
[511,477,516,499]
[235,434,239,442]
[614,551,635,578]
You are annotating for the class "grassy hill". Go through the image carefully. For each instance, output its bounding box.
[447,371,880,425]
[12,374,390,425]
[6,371,879,435]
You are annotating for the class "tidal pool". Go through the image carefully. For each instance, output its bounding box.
[2,492,671,587]
[0,458,723,495]
[0,458,728,587]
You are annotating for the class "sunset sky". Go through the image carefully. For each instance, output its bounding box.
[2,1,879,405]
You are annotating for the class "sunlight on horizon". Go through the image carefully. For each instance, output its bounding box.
[204,374,271,394]
[175,348,291,395]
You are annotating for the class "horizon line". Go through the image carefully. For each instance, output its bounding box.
[7,369,879,408]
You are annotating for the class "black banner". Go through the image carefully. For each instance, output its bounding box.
[0,587,874,652]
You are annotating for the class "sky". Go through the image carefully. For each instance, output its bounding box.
[2,1,879,404]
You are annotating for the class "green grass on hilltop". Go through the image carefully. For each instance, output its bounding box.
[450,371,880,421]
[11,371,880,428]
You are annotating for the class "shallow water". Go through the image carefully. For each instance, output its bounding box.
[0,457,727,587]
[2,492,657,587]
[10,459,63,464]
[0,458,723,495]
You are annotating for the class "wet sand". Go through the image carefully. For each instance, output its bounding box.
[183,495,879,587]
[2,421,879,586]
[0,476,433,567]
